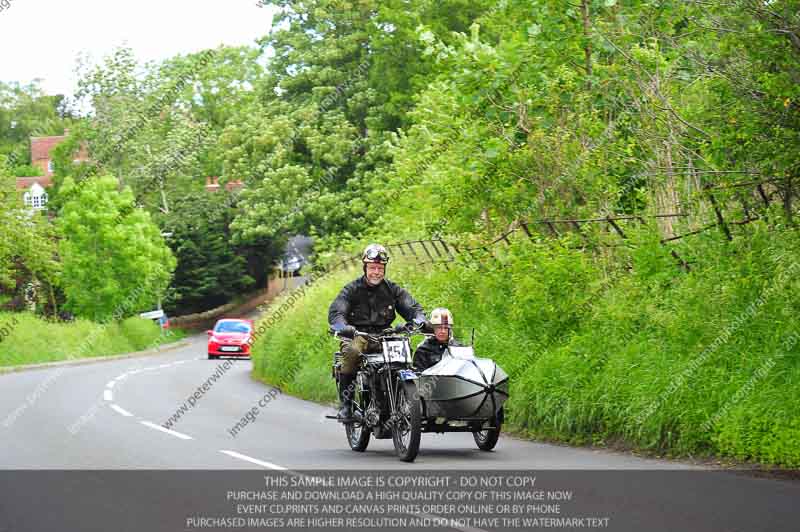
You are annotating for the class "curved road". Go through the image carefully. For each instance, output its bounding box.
[1,333,797,532]
[0,334,691,470]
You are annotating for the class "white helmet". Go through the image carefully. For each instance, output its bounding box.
[362,243,389,264]
[430,308,453,327]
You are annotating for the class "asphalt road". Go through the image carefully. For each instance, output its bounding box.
[0,333,693,470]
[1,333,797,532]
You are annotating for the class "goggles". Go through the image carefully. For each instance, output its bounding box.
[364,249,389,262]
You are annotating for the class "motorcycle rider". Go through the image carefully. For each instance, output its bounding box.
[413,307,461,371]
[328,244,427,421]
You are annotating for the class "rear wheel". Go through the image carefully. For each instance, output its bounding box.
[345,374,371,452]
[393,381,421,462]
[473,408,503,451]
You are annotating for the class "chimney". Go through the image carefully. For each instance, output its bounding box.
[205,176,221,191]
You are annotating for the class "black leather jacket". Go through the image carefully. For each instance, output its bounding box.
[328,276,425,335]
[413,337,462,371]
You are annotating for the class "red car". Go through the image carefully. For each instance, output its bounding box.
[207,319,254,360]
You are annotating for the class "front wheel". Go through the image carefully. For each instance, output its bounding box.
[345,374,371,452]
[392,381,422,462]
[473,408,503,451]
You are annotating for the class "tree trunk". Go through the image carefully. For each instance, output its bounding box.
[783,175,794,226]
[160,177,170,214]
[580,0,593,83]
[652,139,679,240]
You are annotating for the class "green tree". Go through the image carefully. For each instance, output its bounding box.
[157,191,282,314]
[224,0,494,252]
[57,175,176,320]
[0,80,73,170]
[0,156,61,312]
[68,45,260,210]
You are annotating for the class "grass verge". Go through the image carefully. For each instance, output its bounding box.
[0,313,186,367]
[251,223,800,467]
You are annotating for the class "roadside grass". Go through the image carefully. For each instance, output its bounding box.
[251,268,351,404]
[0,313,185,367]
[251,223,800,467]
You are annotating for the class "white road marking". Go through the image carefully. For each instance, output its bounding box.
[214,452,479,532]
[219,450,287,470]
[110,404,134,417]
[140,421,193,440]
[104,358,484,532]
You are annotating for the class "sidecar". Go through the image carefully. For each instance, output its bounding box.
[416,345,509,449]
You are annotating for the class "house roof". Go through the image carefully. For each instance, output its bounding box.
[205,176,244,192]
[28,183,46,195]
[16,176,53,191]
[30,135,66,161]
[29,131,88,163]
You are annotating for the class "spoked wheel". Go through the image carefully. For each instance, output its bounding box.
[345,374,371,452]
[473,407,503,451]
[392,381,422,462]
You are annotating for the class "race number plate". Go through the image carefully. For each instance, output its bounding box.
[383,339,410,364]
[398,369,417,381]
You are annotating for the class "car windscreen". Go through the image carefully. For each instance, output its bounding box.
[215,321,251,333]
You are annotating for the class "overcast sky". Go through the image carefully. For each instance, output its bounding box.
[0,0,277,99]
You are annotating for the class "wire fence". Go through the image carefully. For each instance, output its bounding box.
[319,176,788,275]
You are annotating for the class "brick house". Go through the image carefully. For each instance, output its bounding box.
[15,129,89,211]
[204,176,244,192]
[14,131,241,208]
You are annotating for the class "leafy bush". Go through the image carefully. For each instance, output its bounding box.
[58,175,176,321]
[251,224,800,467]
[0,312,184,367]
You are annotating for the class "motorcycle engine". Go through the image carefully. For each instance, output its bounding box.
[365,400,381,427]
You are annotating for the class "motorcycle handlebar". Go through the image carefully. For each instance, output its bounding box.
[361,325,423,340]
[331,323,424,340]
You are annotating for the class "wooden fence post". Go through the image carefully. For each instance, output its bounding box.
[704,184,733,241]
[606,216,627,239]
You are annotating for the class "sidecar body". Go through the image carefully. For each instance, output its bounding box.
[417,346,509,427]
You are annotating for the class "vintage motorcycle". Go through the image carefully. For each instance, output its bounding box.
[329,325,508,462]
[330,325,422,461]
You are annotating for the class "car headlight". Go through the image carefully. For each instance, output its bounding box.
[209,336,220,343]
